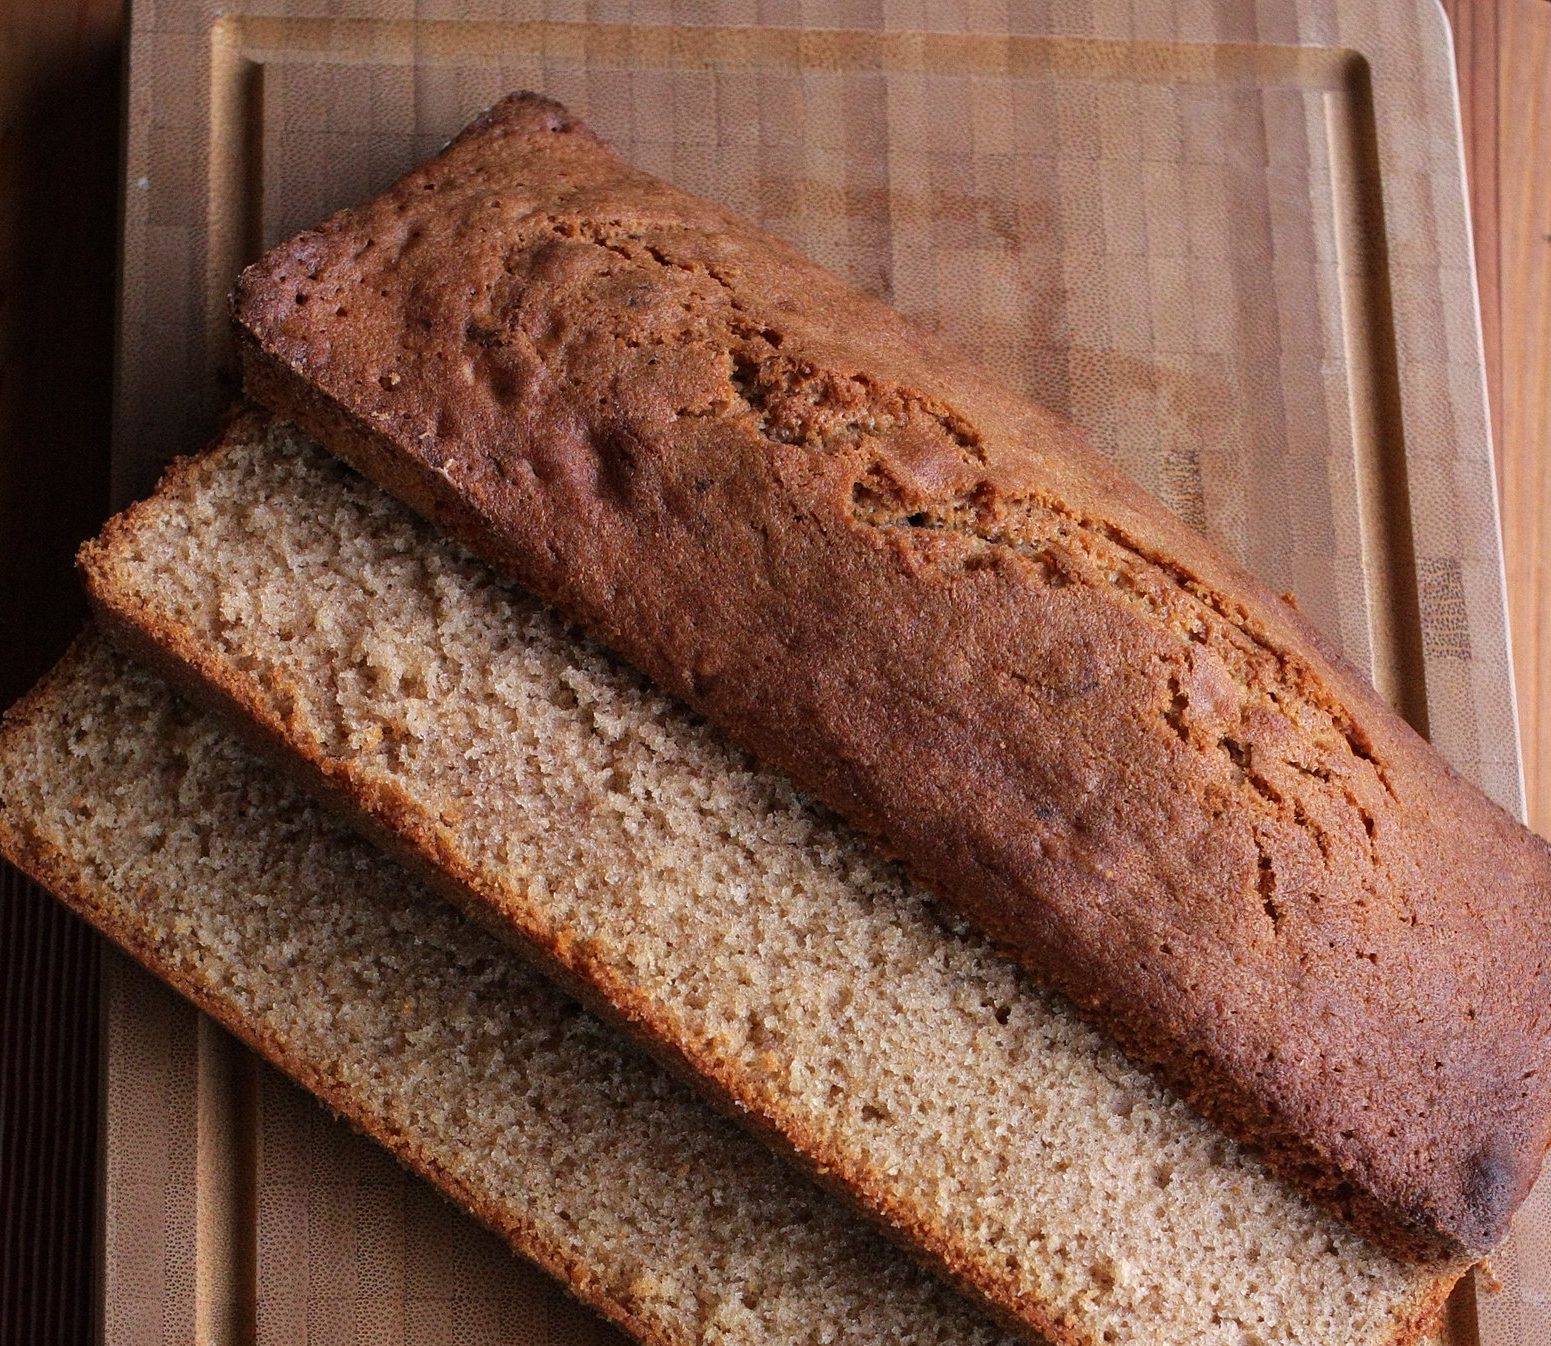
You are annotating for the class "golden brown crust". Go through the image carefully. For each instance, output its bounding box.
[226,91,1551,1261]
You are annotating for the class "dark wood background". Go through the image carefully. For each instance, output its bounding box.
[0,1,1546,1341]
[2,2,123,1342]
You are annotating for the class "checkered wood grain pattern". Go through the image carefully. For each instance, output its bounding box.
[109,2,1520,1342]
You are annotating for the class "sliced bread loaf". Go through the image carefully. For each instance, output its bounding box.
[0,633,1017,1346]
[231,91,1551,1258]
[79,412,1463,1346]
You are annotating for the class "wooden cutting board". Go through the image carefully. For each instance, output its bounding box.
[108,2,1529,1342]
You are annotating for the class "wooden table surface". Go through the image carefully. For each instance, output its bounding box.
[0,2,1546,1342]
[1442,0,1551,842]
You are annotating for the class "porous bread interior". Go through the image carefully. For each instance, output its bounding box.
[86,420,1462,1345]
[0,635,1013,1346]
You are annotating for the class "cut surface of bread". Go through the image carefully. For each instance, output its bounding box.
[230,91,1551,1258]
[79,413,1463,1346]
[0,634,1019,1346]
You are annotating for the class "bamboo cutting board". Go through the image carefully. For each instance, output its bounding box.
[108,2,1529,1342]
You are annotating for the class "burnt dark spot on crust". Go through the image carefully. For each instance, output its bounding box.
[1462,1143,1521,1243]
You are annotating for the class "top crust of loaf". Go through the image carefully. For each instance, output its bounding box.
[231,90,1551,1257]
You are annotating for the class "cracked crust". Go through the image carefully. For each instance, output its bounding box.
[225,92,1551,1259]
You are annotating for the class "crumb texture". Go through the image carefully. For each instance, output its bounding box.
[0,636,1014,1346]
[81,422,1462,1345]
[229,92,1551,1257]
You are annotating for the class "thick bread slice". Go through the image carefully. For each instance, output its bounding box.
[229,92,1551,1259]
[0,634,1018,1346]
[79,412,1463,1346]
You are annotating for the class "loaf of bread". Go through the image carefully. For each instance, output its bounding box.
[229,92,1551,1259]
[0,634,1021,1346]
[79,411,1465,1345]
